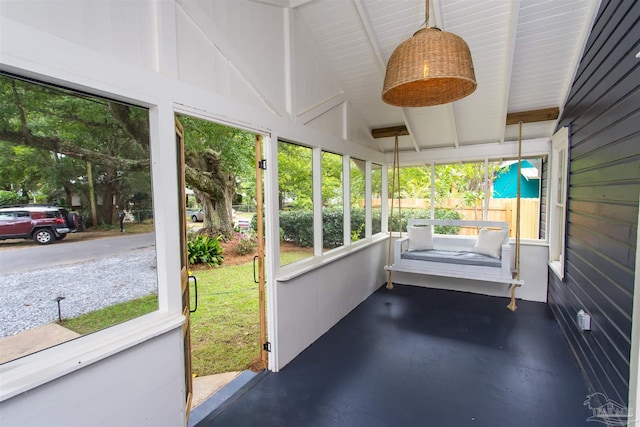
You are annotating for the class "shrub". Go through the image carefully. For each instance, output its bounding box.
[235,231,257,255]
[350,208,366,241]
[321,208,343,249]
[388,208,461,234]
[0,190,26,206]
[253,206,462,250]
[188,235,224,267]
[274,210,314,247]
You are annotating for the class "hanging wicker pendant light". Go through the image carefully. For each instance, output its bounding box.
[382,1,477,107]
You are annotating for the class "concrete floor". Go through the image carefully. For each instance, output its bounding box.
[196,284,593,427]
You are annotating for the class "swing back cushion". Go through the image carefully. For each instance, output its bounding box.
[473,228,508,259]
[407,225,434,250]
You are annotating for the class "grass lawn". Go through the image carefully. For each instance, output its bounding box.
[60,294,158,334]
[189,262,261,376]
[61,248,312,376]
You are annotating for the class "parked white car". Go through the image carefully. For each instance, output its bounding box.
[188,209,204,222]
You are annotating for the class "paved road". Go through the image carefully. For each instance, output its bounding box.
[0,232,156,275]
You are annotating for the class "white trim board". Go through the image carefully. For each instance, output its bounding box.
[628,193,640,422]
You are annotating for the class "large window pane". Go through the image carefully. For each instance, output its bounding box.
[392,160,542,239]
[0,74,157,363]
[388,165,431,232]
[434,162,488,227]
[371,163,382,235]
[322,151,343,251]
[278,141,313,266]
[350,158,365,242]
[490,159,542,239]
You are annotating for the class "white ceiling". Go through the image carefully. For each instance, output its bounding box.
[275,0,598,154]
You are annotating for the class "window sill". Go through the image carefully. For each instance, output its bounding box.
[549,261,564,281]
[0,311,184,402]
[277,234,388,282]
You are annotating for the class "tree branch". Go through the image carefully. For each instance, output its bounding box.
[0,129,150,172]
[109,103,149,149]
[10,80,29,133]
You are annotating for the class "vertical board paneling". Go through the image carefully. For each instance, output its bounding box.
[551,0,640,407]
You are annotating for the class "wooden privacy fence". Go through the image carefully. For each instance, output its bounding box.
[374,198,540,239]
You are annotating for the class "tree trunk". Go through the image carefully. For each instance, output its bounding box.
[100,182,116,226]
[185,148,236,239]
[62,182,73,208]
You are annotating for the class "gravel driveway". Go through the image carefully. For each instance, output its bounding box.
[0,247,158,338]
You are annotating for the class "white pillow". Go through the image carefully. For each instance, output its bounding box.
[473,228,507,259]
[407,225,434,251]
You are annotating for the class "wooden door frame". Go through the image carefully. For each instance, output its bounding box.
[255,134,268,369]
[175,117,193,423]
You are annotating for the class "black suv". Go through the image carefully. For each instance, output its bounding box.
[0,205,78,245]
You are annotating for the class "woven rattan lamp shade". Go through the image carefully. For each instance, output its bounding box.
[382,27,477,107]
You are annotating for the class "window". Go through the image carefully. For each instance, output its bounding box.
[371,163,383,235]
[0,74,156,363]
[391,159,543,238]
[350,158,365,242]
[487,158,542,239]
[549,127,569,279]
[434,162,489,227]
[388,165,431,232]
[321,151,343,251]
[277,141,314,266]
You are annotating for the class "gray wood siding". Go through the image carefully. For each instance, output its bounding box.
[550,0,640,406]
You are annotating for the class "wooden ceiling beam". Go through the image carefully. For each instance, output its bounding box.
[371,125,409,139]
[506,107,559,125]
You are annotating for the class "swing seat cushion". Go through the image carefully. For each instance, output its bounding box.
[407,225,434,251]
[473,228,508,259]
[401,249,502,268]
[388,220,516,283]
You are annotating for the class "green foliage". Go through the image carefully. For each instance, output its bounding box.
[257,205,461,250]
[393,166,432,199]
[0,74,152,225]
[179,116,254,180]
[0,190,26,206]
[322,207,344,249]
[390,162,503,207]
[350,208,366,241]
[350,158,366,208]
[60,294,158,335]
[388,208,462,234]
[278,142,313,210]
[278,210,314,247]
[322,152,343,207]
[351,224,364,241]
[277,207,374,249]
[188,235,224,267]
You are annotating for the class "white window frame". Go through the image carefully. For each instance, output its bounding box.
[549,127,569,280]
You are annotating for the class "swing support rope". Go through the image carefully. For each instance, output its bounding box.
[507,121,524,311]
[386,135,401,290]
[384,129,522,310]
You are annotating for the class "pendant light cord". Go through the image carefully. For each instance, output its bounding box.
[425,0,429,27]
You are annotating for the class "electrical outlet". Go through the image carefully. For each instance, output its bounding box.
[577,309,591,331]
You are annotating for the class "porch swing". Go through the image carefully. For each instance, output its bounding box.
[384,124,525,311]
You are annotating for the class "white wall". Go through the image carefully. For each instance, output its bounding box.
[0,1,387,426]
[390,242,549,303]
[276,240,387,369]
[0,328,185,427]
